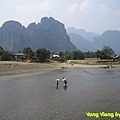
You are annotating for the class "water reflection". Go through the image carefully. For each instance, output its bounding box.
[63,85,68,90]
[56,85,59,89]
[55,85,68,90]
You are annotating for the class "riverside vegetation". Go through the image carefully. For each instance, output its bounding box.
[0,46,120,76]
[0,46,120,64]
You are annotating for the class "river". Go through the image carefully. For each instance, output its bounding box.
[0,67,120,120]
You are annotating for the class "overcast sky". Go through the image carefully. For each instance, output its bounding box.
[0,0,120,34]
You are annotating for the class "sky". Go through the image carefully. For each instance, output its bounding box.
[0,0,120,34]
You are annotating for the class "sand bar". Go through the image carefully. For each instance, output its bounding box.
[0,61,60,76]
[0,61,120,76]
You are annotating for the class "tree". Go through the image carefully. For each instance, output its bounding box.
[72,51,78,60]
[58,56,65,62]
[22,47,34,57]
[102,46,115,55]
[0,46,5,56]
[95,50,101,58]
[84,51,95,58]
[1,52,13,61]
[59,52,64,57]
[64,52,72,60]
[100,49,112,59]
[36,48,50,62]
[0,46,3,50]
[95,49,113,59]
[76,51,85,60]
[72,51,85,60]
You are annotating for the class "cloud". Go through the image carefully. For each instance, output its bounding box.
[67,0,94,14]
[67,0,110,15]
[67,3,78,14]
[79,0,94,13]
[16,1,56,14]
[96,4,109,15]
[115,10,120,16]
[79,0,110,15]
[14,1,58,26]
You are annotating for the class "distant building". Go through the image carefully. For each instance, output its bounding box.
[52,55,59,58]
[50,54,60,61]
[13,53,26,61]
[113,55,120,61]
[28,56,38,62]
[98,55,120,62]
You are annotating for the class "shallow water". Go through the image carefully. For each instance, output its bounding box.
[0,67,120,120]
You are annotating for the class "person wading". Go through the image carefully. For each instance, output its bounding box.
[62,77,68,87]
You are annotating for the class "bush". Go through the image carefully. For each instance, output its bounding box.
[1,52,13,61]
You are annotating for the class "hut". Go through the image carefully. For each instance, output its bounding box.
[113,55,120,61]
[13,53,26,61]
[28,56,38,62]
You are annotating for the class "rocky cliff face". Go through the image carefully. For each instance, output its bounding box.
[0,17,77,52]
[26,17,77,51]
[0,21,30,51]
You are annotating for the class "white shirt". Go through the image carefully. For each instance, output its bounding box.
[62,78,66,81]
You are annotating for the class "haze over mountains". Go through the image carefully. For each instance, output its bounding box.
[66,27,99,41]
[66,28,120,54]
[0,17,120,54]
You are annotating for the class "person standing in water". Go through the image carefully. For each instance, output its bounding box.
[62,77,68,87]
[56,79,60,87]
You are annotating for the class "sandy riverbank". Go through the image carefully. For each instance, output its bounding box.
[0,61,120,76]
[0,61,61,76]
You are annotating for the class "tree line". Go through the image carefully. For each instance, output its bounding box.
[0,46,115,62]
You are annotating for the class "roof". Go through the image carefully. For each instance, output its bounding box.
[114,55,120,59]
[13,53,25,56]
[53,55,59,58]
